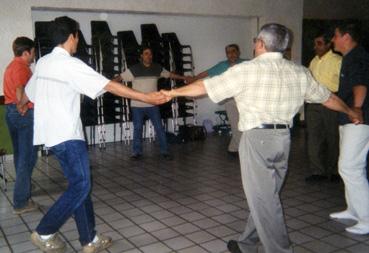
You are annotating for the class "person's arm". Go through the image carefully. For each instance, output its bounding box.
[161,80,207,101]
[169,72,193,84]
[322,93,362,124]
[189,71,209,83]
[17,92,30,115]
[352,85,367,108]
[351,85,367,123]
[104,81,167,105]
[15,86,29,115]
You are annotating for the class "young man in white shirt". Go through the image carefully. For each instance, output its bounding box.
[19,16,166,253]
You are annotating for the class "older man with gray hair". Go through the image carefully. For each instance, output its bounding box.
[161,23,361,253]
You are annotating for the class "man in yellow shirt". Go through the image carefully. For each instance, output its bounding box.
[306,30,342,182]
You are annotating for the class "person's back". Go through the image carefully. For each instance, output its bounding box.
[212,52,325,131]
[30,47,107,147]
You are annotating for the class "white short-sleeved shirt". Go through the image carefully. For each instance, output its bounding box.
[204,52,331,131]
[26,47,110,147]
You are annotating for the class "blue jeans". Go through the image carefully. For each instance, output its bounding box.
[132,106,168,155]
[5,104,38,209]
[36,140,96,246]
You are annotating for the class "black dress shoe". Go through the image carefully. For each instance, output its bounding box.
[305,175,328,183]
[130,154,142,160]
[227,240,242,253]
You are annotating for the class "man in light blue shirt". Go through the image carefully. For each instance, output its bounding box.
[192,44,246,155]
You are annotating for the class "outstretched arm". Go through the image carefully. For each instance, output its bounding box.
[169,72,193,84]
[161,80,207,101]
[104,81,167,105]
[322,93,362,124]
[191,71,209,82]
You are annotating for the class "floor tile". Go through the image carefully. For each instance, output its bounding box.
[0,131,367,253]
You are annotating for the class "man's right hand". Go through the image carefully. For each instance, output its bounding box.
[144,91,169,105]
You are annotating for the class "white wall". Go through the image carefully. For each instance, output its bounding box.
[32,9,257,124]
[0,0,304,135]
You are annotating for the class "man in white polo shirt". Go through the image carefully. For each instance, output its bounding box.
[19,16,166,253]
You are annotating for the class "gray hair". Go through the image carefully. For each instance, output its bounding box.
[257,23,290,52]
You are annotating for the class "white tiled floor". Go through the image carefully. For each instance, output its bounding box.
[0,128,368,252]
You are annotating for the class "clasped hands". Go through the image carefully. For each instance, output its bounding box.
[349,107,364,124]
[145,89,173,105]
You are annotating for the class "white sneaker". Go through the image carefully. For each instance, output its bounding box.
[329,210,358,221]
[345,222,369,235]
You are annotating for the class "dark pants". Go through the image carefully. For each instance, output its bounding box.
[306,103,339,176]
[36,140,96,246]
[5,104,38,209]
[132,106,168,155]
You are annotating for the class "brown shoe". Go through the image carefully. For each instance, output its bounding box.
[30,231,66,253]
[82,234,112,253]
[13,200,39,215]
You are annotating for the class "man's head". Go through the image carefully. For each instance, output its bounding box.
[52,16,80,54]
[225,44,240,65]
[254,23,290,56]
[12,37,35,64]
[140,46,153,66]
[332,21,360,55]
[313,29,333,58]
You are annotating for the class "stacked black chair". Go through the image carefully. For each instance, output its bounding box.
[117,31,140,68]
[34,21,55,60]
[116,31,143,143]
[161,32,197,126]
[91,21,127,146]
[141,24,165,66]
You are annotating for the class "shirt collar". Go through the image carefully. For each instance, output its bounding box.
[52,46,71,56]
[317,49,334,60]
[13,56,29,66]
[255,52,283,60]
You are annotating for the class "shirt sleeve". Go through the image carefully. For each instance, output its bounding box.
[204,63,244,103]
[66,58,110,99]
[121,69,135,82]
[160,68,171,78]
[207,61,226,77]
[304,69,331,103]
[349,54,369,88]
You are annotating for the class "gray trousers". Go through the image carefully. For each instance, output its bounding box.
[306,103,339,176]
[225,99,242,152]
[238,129,293,253]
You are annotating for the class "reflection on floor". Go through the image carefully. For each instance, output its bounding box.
[0,128,368,253]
